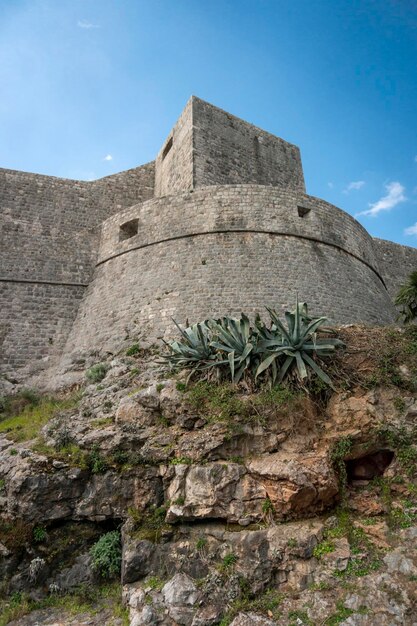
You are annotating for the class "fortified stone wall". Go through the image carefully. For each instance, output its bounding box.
[64,185,396,356]
[1,96,416,384]
[373,238,417,300]
[0,162,154,377]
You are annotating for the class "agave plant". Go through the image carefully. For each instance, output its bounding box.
[163,320,218,376]
[395,270,417,324]
[209,314,257,383]
[256,297,344,388]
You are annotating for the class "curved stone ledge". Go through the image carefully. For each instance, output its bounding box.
[97,185,382,275]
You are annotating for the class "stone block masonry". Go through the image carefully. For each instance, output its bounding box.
[0,96,416,382]
[0,162,154,379]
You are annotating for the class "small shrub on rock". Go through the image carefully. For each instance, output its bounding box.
[86,363,109,383]
[90,530,122,579]
[126,343,141,356]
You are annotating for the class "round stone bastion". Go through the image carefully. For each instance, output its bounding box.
[65,185,396,353]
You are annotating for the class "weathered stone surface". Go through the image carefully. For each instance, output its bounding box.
[0,443,161,522]
[383,549,417,576]
[246,452,338,518]
[115,395,156,426]
[229,614,277,626]
[162,572,200,606]
[122,538,156,584]
[166,462,266,524]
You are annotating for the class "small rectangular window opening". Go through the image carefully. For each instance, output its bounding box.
[162,137,173,160]
[297,206,311,218]
[119,218,139,242]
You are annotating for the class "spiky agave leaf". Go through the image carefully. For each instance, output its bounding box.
[256,300,344,388]
[209,315,257,383]
[163,320,218,374]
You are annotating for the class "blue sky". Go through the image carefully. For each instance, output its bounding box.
[1,0,416,247]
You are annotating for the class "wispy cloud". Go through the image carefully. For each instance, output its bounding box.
[103,154,113,161]
[356,181,406,217]
[77,20,100,29]
[414,155,417,163]
[405,222,417,236]
[327,182,334,189]
[343,180,365,194]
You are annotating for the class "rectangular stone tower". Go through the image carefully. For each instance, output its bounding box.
[154,96,305,197]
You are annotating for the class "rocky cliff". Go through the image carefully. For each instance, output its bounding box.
[0,325,416,625]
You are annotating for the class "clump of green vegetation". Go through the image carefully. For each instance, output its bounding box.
[86,363,109,383]
[330,436,353,502]
[187,381,247,422]
[376,425,417,477]
[185,379,299,429]
[32,441,89,470]
[91,417,113,428]
[288,609,313,625]
[145,575,165,591]
[219,552,239,573]
[0,393,80,443]
[90,531,122,579]
[287,537,298,548]
[33,525,47,543]
[323,602,356,625]
[219,588,284,625]
[0,582,128,626]
[169,456,192,465]
[336,556,381,578]
[128,504,170,542]
[313,540,335,559]
[393,396,406,414]
[0,388,41,419]
[261,497,275,523]
[196,536,207,551]
[176,381,187,392]
[87,445,109,474]
[389,505,415,529]
[126,343,141,356]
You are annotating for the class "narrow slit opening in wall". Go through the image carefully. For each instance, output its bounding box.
[162,137,173,160]
[297,206,311,218]
[119,218,139,242]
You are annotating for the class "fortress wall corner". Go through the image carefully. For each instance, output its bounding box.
[154,99,194,197]
[373,238,417,300]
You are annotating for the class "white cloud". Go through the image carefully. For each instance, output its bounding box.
[356,181,406,217]
[405,222,417,236]
[103,154,113,161]
[327,182,334,189]
[343,180,365,194]
[77,20,100,29]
